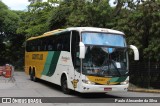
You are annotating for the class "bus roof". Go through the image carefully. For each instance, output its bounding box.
[67,27,124,35]
[27,27,124,41]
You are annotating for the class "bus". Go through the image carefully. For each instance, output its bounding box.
[25,27,139,94]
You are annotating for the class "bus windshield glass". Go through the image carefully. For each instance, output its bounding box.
[82,46,128,77]
[82,32,128,77]
[82,32,126,47]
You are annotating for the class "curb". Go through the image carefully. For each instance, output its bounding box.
[128,88,160,93]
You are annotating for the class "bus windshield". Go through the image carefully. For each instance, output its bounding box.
[82,32,126,47]
[82,32,128,77]
[82,46,128,77]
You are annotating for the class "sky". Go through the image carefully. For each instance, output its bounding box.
[1,0,30,10]
[1,0,115,11]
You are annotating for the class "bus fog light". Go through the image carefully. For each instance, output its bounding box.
[82,80,95,85]
[120,80,129,85]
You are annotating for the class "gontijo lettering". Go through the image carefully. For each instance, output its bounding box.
[95,79,105,81]
[32,54,43,60]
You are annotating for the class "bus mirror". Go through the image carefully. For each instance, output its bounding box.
[129,45,139,61]
[79,42,85,59]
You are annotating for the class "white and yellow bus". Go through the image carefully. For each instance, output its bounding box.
[25,27,139,94]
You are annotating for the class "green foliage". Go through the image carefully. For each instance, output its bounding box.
[48,1,71,30]
[68,0,113,27]
[0,1,25,67]
[48,0,113,29]
[17,1,55,38]
[112,0,160,61]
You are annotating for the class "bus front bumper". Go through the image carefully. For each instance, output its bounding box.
[79,83,129,93]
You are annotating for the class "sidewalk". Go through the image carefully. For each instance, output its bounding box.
[129,88,160,93]
[128,83,160,93]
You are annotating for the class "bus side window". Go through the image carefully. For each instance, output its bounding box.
[37,39,41,51]
[26,41,30,52]
[63,32,70,52]
[57,43,62,51]
[71,31,80,72]
[60,32,70,52]
[31,41,36,51]
[48,45,53,51]
[55,36,61,51]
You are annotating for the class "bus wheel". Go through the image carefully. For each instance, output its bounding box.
[61,76,70,94]
[30,70,37,82]
[30,69,33,81]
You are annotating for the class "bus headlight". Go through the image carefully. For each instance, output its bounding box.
[82,80,95,85]
[120,80,129,85]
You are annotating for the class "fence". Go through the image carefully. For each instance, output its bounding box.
[129,61,160,89]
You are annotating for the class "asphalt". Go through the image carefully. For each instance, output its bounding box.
[0,72,160,93]
[0,74,15,89]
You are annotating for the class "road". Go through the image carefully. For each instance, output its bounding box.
[0,72,160,106]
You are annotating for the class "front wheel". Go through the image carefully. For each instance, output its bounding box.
[61,77,70,94]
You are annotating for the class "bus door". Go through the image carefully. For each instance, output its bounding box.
[71,31,81,90]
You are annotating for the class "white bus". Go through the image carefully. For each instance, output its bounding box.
[25,27,139,94]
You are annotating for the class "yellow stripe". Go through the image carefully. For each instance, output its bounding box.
[27,29,64,41]
[87,76,120,85]
[87,76,111,85]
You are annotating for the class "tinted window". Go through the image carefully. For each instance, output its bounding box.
[71,31,80,70]
[26,31,71,52]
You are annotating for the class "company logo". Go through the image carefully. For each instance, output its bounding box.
[61,56,70,62]
[95,79,105,81]
[2,98,11,103]
[71,79,79,88]
[32,54,43,60]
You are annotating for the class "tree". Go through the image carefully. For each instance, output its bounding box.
[48,1,72,30]
[48,0,113,29]
[0,1,25,67]
[17,1,55,38]
[111,0,160,61]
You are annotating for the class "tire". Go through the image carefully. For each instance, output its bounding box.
[61,76,70,94]
[30,69,33,81]
[30,69,37,82]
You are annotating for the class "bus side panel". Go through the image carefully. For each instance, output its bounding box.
[40,51,74,89]
[25,51,29,75]
[25,51,48,78]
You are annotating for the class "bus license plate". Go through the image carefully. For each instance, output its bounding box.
[104,88,112,91]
